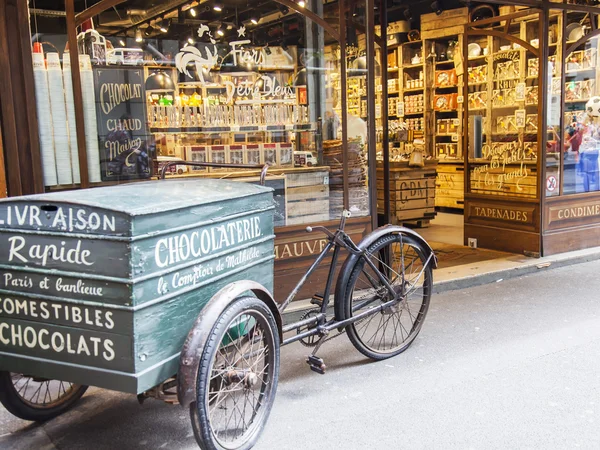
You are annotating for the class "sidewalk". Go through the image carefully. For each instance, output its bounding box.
[283,244,600,321]
[432,245,600,293]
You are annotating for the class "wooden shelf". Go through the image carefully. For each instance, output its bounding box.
[403,87,425,93]
[403,63,425,69]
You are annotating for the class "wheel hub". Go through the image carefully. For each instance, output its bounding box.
[224,370,258,389]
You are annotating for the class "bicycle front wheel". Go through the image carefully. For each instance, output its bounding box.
[341,233,432,360]
[191,296,280,450]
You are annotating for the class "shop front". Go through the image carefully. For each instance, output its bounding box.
[374,0,600,258]
[2,0,385,299]
[4,0,600,288]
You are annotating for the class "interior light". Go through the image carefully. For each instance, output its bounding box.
[250,17,258,25]
[119,39,126,46]
[190,7,197,17]
[217,28,224,36]
[135,28,143,42]
[188,36,195,44]
[298,1,306,8]
[214,3,223,11]
[159,18,171,33]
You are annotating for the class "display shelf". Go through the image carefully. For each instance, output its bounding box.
[403,87,425,93]
[150,123,317,134]
[403,63,425,70]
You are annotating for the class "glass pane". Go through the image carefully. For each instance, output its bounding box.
[563,11,599,194]
[28,1,362,227]
[467,15,539,199]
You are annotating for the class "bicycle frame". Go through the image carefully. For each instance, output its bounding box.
[278,212,427,347]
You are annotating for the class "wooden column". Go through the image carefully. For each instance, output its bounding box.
[0,0,44,196]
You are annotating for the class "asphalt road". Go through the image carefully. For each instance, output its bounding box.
[2,259,600,450]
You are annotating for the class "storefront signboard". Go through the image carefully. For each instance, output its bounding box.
[93,67,152,181]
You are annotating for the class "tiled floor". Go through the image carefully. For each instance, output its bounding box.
[418,211,464,246]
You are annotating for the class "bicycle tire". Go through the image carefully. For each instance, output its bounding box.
[190,296,280,450]
[0,371,88,421]
[341,233,432,360]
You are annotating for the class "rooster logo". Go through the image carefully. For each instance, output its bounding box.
[175,45,219,83]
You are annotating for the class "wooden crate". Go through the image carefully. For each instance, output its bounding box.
[436,163,465,209]
[286,170,330,225]
[377,161,438,226]
[421,7,469,39]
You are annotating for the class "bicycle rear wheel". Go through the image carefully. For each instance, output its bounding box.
[0,372,87,421]
[341,233,432,360]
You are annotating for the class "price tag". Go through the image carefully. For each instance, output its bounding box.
[396,101,405,117]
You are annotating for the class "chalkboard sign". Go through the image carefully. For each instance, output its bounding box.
[93,67,152,181]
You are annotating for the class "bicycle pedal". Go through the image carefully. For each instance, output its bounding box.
[310,294,324,307]
[306,355,326,375]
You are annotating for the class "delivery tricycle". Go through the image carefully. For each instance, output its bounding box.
[0,162,436,450]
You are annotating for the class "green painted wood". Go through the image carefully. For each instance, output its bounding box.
[0,179,275,394]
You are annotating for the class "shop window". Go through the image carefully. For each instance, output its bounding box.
[560,11,600,195]
[466,13,540,200]
[28,0,373,227]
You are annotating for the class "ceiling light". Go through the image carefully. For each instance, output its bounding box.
[431,1,442,15]
[190,7,197,17]
[188,36,195,44]
[213,3,223,11]
[298,1,306,7]
[250,17,258,25]
[119,39,126,46]
[144,25,155,37]
[217,28,224,36]
[135,28,143,42]
[159,19,170,33]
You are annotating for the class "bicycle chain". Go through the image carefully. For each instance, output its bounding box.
[296,307,349,347]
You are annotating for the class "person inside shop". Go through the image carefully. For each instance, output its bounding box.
[577,98,600,192]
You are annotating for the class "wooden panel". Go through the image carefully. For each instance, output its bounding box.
[464,223,540,254]
[465,196,539,233]
[544,193,600,232]
[436,163,465,209]
[543,226,600,256]
[273,216,371,301]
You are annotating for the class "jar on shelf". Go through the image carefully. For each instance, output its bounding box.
[446,40,458,61]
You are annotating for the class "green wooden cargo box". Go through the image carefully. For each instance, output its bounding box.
[0,179,275,394]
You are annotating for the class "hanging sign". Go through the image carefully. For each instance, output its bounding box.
[93,67,152,181]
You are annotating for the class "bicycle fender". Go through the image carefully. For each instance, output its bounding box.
[333,225,437,321]
[177,280,282,408]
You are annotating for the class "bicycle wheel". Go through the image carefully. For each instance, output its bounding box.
[191,296,280,450]
[0,371,88,421]
[342,233,432,360]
